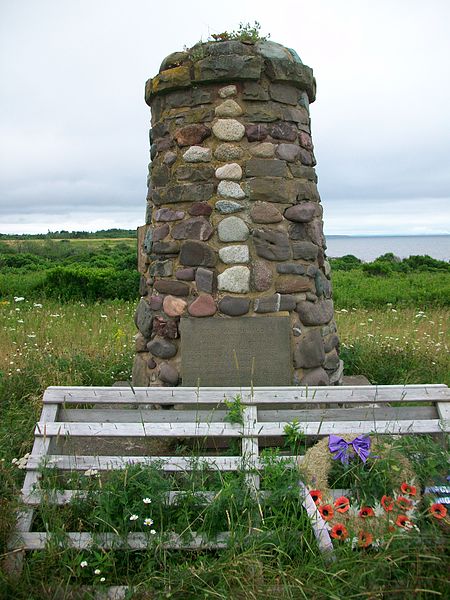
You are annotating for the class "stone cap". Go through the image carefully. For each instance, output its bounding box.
[145,40,316,105]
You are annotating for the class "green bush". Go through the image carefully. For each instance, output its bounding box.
[329,254,362,271]
[362,261,394,276]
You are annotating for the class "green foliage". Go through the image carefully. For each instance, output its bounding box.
[0,228,136,240]
[362,260,394,277]
[329,254,362,271]
[210,21,270,43]
[224,394,244,425]
[283,419,307,455]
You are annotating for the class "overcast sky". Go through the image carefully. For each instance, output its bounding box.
[1,0,449,235]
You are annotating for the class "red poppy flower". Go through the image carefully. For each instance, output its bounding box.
[334,496,350,513]
[396,496,413,511]
[358,530,373,548]
[400,482,417,497]
[330,523,349,541]
[310,490,322,505]
[395,514,414,529]
[359,506,375,518]
[429,503,447,520]
[318,504,334,521]
[381,495,395,512]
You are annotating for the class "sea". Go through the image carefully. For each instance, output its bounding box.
[325,235,450,262]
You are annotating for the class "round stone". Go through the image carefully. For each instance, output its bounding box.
[250,142,275,158]
[212,119,245,142]
[250,202,283,224]
[163,295,187,317]
[174,124,211,147]
[188,294,217,317]
[215,163,243,181]
[276,143,301,162]
[218,85,237,98]
[188,202,213,217]
[214,144,244,161]
[163,151,177,165]
[218,216,249,242]
[284,202,317,223]
[183,146,212,163]
[218,266,250,293]
[215,99,243,118]
[153,280,190,296]
[158,362,179,385]
[175,267,196,281]
[252,260,273,291]
[300,367,330,386]
[215,200,244,214]
[217,180,245,199]
[218,296,250,316]
[147,338,177,359]
[219,245,249,264]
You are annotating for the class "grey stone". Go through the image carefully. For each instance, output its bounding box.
[159,362,179,385]
[171,216,213,241]
[215,99,243,117]
[155,137,174,152]
[180,241,217,267]
[245,124,269,142]
[218,216,249,242]
[218,85,237,98]
[250,202,283,224]
[264,57,315,103]
[299,131,313,150]
[269,83,299,105]
[135,333,148,352]
[214,144,244,161]
[276,263,306,275]
[255,40,293,60]
[147,357,156,369]
[175,267,196,281]
[219,245,249,264]
[245,159,288,178]
[139,275,148,296]
[132,354,149,387]
[253,228,291,261]
[242,81,270,101]
[294,329,325,368]
[149,260,173,277]
[247,178,296,203]
[194,55,263,83]
[217,266,250,293]
[276,276,312,294]
[269,121,298,141]
[149,296,163,310]
[329,360,344,385]
[306,220,325,246]
[300,367,330,386]
[152,224,169,242]
[324,333,340,354]
[215,200,244,214]
[306,292,318,302]
[143,228,153,254]
[195,267,216,293]
[292,241,319,261]
[147,338,177,359]
[252,259,273,291]
[217,180,245,199]
[175,165,215,182]
[212,119,245,141]
[135,299,153,338]
[254,293,295,313]
[296,299,334,326]
[299,148,316,166]
[289,164,318,182]
[152,165,170,187]
[154,208,185,222]
[315,270,332,298]
[324,260,331,277]
[152,241,180,254]
[324,349,340,370]
[206,40,253,56]
[276,143,300,162]
[153,280,190,296]
[249,142,275,158]
[307,265,318,276]
[159,50,189,71]
[182,146,212,162]
[215,163,242,180]
[285,202,317,222]
[245,101,282,122]
[218,296,250,316]
[153,183,214,205]
[282,105,309,124]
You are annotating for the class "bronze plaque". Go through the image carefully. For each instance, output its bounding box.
[180,316,291,386]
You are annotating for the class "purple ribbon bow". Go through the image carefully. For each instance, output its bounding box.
[328,435,371,464]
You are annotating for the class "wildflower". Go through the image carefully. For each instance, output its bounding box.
[33,303,42,308]
[129,514,139,521]
[396,496,413,511]
[84,468,98,477]
[330,524,348,541]
[334,496,350,513]
[318,504,334,521]
[27,334,36,338]
[143,518,154,527]
[94,569,101,575]
[395,514,414,529]
[400,483,417,497]
[359,506,375,518]
[309,490,322,505]
[100,577,106,582]
[429,503,447,520]
[80,561,88,568]
[142,497,152,504]
[150,529,156,535]
[358,531,373,548]
[14,297,25,302]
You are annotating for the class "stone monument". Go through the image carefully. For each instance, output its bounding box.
[132,39,343,387]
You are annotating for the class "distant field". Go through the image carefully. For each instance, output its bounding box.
[1,237,135,247]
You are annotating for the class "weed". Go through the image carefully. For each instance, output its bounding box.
[224,394,245,426]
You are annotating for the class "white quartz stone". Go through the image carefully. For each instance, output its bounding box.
[215,99,243,118]
[212,119,245,142]
[218,216,249,242]
[218,266,250,293]
[217,180,245,199]
[182,146,212,163]
[215,163,243,181]
[219,245,250,264]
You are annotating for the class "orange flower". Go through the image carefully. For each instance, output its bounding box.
[396,514,414,529]
[396,496,413,511]
[310,490,322,505]
[358,530,373,548]
[318,504,334,521]
[429,503,447,520]
[334,496,350,513]
[400,482,417,497]
[381,495,395,512]
[359,506,375,518]
[330,523,348,541]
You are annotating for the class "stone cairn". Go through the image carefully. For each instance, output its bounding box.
[133,39,342,387]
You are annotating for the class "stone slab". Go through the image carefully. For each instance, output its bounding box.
[180,316,291,386]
